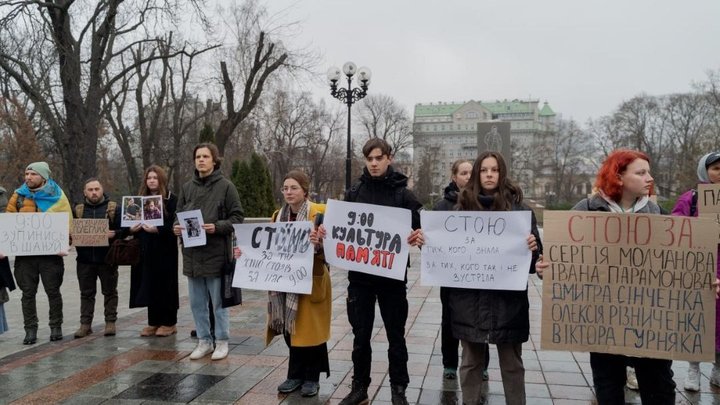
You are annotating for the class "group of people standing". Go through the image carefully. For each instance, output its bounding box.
[2,138,719,405]
[0,161,181,344]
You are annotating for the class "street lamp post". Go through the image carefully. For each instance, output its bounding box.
[327,62,371,192]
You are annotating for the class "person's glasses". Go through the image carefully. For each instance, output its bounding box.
[281,186,302,193]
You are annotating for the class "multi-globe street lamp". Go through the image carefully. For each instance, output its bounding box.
[327,62,372,191]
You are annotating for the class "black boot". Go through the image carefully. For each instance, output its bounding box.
[391,384,409,405]
[23,328,37,345]
[50,326,63,341]
[339,381,369,405]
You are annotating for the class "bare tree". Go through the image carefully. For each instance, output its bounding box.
[255,90,343,197]
[0,96,46,187]
[0,0,211,202]
[212,0,317,155]
[357,94,413,157]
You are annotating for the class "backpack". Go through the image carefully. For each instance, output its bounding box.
[75,201,117,223]
[347,181,405,208]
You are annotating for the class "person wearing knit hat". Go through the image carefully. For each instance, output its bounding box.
[4,161,72,345]
[672,151,720,392]
[26,161,51,181]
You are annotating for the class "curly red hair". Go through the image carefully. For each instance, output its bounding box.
[595,149,654,202]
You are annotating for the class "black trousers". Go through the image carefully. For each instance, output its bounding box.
[347,281,409,387]
[284,334,330,382]
[77,262,118,325]
[440,287,489,370]
[590,352,675,405]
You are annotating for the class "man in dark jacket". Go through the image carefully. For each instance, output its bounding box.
[174,143,244,361]
[339,138,423,405]
[73,178,122,338]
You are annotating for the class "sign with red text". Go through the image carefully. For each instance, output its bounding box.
[0,213,70,256]
[323,199,411,280]
[541,211,717,362]
[420,210,532,290]
[232,222,314,294]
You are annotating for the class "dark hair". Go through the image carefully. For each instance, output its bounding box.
[83,177,101,186]
[193,142,222,170]
[362,138,392,158]
[138,165,169,198]
[458,151,522,211]
[284,170,310,198]
[595,149,653,202]
[451,159,473,176]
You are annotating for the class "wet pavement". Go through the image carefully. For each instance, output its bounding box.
[0,249,718,404]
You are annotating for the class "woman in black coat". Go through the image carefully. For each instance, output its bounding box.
[432,159,487,380]
[129,165,179,337]
[449,151,544,405]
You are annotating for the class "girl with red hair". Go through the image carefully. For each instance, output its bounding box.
[571,149,673,404]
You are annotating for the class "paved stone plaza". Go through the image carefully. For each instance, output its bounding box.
[0,249,717,404]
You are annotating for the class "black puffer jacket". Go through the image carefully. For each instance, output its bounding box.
[74,195,122,264]
[344,165,423,287]
[433,182,459,211]
[449,199,541,344]
[176,170,244,278]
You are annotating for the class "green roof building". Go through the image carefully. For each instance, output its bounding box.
[412,99,557,199]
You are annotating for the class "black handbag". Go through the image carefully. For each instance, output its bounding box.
[105,237,141,266]
[220,257,242,308]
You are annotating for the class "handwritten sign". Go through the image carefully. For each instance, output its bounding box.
[71,219,109,247]
[540,211,717,362]
[698,183,720,240]
[232,222,314,294]
[421,211,531,290]
[0,213,70,256]
[323,199,411,281]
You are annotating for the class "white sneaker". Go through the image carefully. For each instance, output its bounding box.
[626,367,639,390]
[684,362,700,391]
[190,340,214,360]
[711,365,720,387]
[211,341,229,360]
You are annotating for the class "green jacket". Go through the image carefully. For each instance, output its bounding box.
[176,170,244,277]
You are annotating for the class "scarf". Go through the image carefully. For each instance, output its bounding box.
[268,200,309,335]
[16,180,71,213]
[597,190,649,213]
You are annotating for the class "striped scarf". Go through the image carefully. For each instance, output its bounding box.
[268,200,309,335]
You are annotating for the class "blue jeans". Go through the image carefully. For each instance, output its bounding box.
[187,276,229,342]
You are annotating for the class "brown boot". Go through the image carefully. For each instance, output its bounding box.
[155,325,177,337]
[74,324,93,338]
[140,326,158,337]
[104,322,116,336]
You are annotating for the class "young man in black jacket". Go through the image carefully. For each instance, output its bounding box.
[339,138,423,405]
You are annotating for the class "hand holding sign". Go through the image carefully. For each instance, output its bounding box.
[322,199,412,281]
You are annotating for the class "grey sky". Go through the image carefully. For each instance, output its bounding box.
[267,0,720,123]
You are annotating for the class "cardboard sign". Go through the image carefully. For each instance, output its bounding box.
[71,218,109,247]
[540,211,717,362]
[698,184,720,240]
[420,210,532,290]
[232,222,314,294]
[0,212,70,256]
[322,199,411,281]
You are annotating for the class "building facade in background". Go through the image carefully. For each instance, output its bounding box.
[412,99,556,201]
